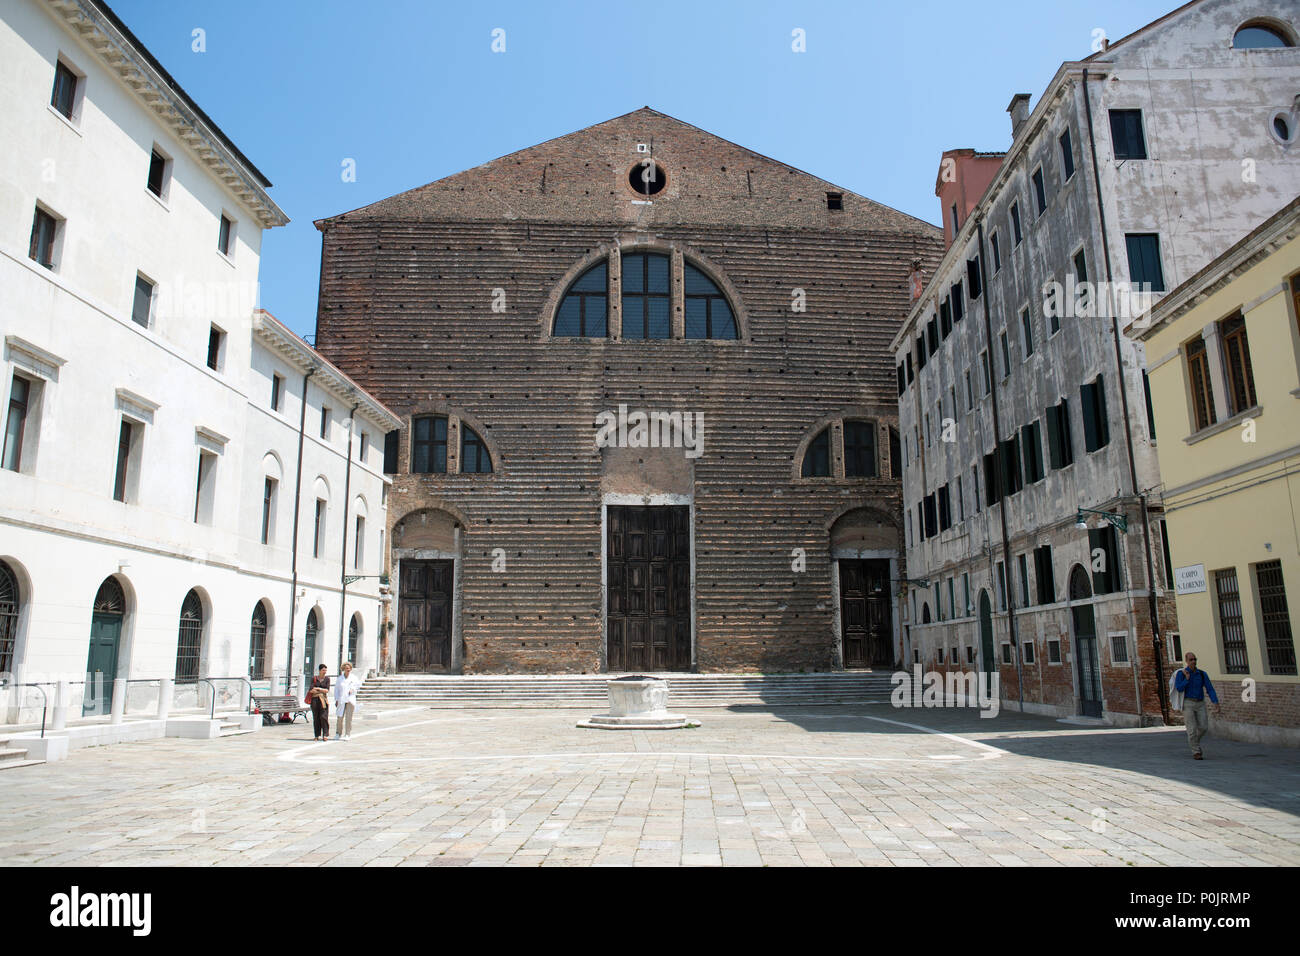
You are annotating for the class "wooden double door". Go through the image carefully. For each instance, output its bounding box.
[839,559,893,668]
[398,559,454,672]
[607,505,691,672]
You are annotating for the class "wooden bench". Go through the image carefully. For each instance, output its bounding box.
[252,695,312,726]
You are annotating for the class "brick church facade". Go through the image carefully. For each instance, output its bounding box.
[313,108,942,674]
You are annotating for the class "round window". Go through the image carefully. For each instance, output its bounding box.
[1271,111,1296,145]
[628,159,667,196]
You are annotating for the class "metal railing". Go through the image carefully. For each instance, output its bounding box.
[0,680,48,738]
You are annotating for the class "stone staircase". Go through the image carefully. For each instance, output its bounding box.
[217,720,254,738]
[357,672,896,709]
[0,736,44,770]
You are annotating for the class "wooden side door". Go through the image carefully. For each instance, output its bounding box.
[398,559,453,672]
[864,560,893,667]
[840,560,869,668]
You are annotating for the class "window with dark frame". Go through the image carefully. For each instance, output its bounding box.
[147,149,167,198]
[174,589,203,683]
[319,406,330,440]
[1059,128,1075,180]
[383,429,399,474]
[113,419,133,503]
[967,257,982,300]
[826,192,843,211]
[554,261,608,337]
[354,515,365,569]
[1032,168,1047,216]
[1048,639,1062,663]
[50,60,77,119]
[1034,545,1055,605]
[1125,233,1166,291]
[1021,420,1045,484]
[1214,567,1250,674]
[621,252,671,339]
[271,373,284,412]
[261,476,276,545]
[461,424,493,474]
[249,602,268,680]
[1046,398,1074,469]
[684,264,737,339]
[3,376,31,473]
[412,415,448,474]
[359,432,368,462]
[313,498,326,559]
[991,232,1001,272]
[1218,313,1257,415]
[1159,520,1174,591]
[1255,560,1297,676]
[132,274,153,327]
[939,300,951,338]
[938,484,951,532]
[951,282,965,322]
[29,207,58,269]
[889,427,901,480]
[1109,109,1147,160]
[801,427,831,477]
[1021,307,1034,357]
[1018,553,1030,607]
[193,451,215,523]
[1089,525,1123,595]
[1081,375,1110,452]
[1110,634,1129,664]
[1023,641,1035,664]
[1142,369,1157,441]
[218,215,233,256]
[1186,336,1216,432]
[1010,202,1022,245]
[207,325,223,371]
[999,330,1011,378]
[843,420,877,478]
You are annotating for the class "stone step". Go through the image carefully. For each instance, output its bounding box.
[0,744,43,770]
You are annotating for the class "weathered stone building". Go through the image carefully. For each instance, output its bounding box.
[891,0,1300,724]
[314,108,943,674]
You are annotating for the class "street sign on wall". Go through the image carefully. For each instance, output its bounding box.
[1175,564,1207,595]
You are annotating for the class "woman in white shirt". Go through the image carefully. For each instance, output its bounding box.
[333,661,360,740]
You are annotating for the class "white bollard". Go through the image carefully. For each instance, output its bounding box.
[110,678,126,725]
[156,677,173,721]
[51,680,70,731]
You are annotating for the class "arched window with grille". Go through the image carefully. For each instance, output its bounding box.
[174,589,203,682]
[553,260,608,337]
[0,560,19,674]
[348,614,360,666]
[684,264,737,339]
[303,607,319,680]
[802,428,831,477]
[249,601,268,679]
[461,425,493,473]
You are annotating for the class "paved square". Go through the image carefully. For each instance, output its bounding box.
[3,705,1298,866]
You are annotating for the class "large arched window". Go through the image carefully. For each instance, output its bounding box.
[249,601,268,680]
[621,252,671,339]
[461,425,493,473]
[1233,21,1295,48]
[802,428,831,477]
[554,261,608,337]
[0,560,19,673]
[684,264,737,339]
[348,613,361,666]
[175,589,203,682]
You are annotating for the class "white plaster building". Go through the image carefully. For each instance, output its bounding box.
[0,0,399,721]
[891,0,1300,724]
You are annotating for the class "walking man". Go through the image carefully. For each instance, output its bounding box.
[333,660,360,740]
[1174,652,1220,759]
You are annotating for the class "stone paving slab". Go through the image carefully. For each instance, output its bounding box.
[1,705,1297,866]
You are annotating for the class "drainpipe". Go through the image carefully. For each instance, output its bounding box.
[975,219,1024,713]
[1082,68,1168,725]
[337,402,360,669]
[285,366,315,695]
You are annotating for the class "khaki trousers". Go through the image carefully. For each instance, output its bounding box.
[1184,697,1209,754]
[335,702,354,737]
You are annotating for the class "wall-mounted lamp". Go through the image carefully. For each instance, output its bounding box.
[1074,507,1128,533]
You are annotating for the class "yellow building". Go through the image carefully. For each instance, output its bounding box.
[1138,196,1300,746]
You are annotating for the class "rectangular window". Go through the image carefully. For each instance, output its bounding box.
[354,515,366,570]
[1059,128,1075,181]
[966,646,975,664]
[996,561,1007,611]
[1089,526,1123,595]
[938,484,952,532]
[1021,421,1044,484]
[948,578,956,621]
[147,148,170,199]
[1046,399,1074,469]
[972,466,980,514]
[1109,109,1147,160]
[193,450,216,524]
[905,353,913,385]
[1048,639,1062,664]
[906,512,913,548]
[51,59,79,119]
[359,432,369,462]
[843,420,877,477]
[207,325,225,371]
[1159,520,1174,592]
[967,257,982,300]
[963,573,970,617]
[1218,313,1257,416]
[271,373,284,413]
[956,474,965,522]
[313,499,326,559]
[927,317,939,355]
[1125,233,1165,292]
[29,206,59,270]
[1186,336,1216,431]
[319,406,330,440]
[1034,544,1055,605]
[1215,567,1249,674]
[1020,307,1034,357]
[113,419,134,503]
[935,583,944,622]
[950,202,959,236]
[1074,249,1088,285]
[964,369,974,410]
[412,415,448,473]
[1142,369,1157,441]
[1001,643,1012,664]
[984,451,999,507]
[897,363,906,397]
[991,232,1001,273]
[1023,641,1036,665]
[916,335,927,371]
[1010,202,1023,245]
[1018,553,1030,607]
[1168,632,1183,664]
[1110,634,1129,664]
[1081,375,1110,452]
[1255,560,1297,676]
[923,494,937,539]
[952,283,964,322]
[132,273,154,328]
[939,300,951,338]
[261,476,276,545]
[999,330,1011,378]
[383,429,399,474]
[3,376,32,473]
[980,351,991,395]
[218,215,234,256]
[1032,168,1047,216]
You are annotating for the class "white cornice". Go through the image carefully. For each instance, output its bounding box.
[45,0,289,229]
[4,335,67,381]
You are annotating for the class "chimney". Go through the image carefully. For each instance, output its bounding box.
[1007,93,1031,139]
[908,259,924,302]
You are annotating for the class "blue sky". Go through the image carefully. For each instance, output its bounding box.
[109,0,1179,338]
